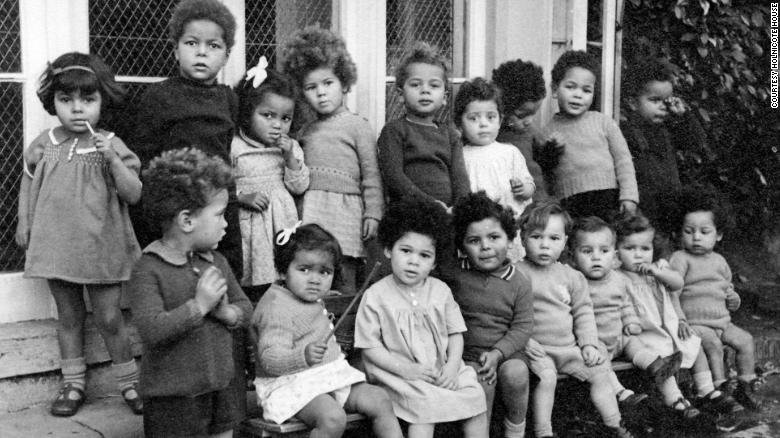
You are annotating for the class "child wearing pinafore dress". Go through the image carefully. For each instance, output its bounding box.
[355,199,488,438]
[231,58,309,291]
[252,223,401,437]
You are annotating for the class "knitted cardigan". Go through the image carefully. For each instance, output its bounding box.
[541,111,638,203]
[669,250,739,329]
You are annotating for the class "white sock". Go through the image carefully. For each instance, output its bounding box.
[693,371,717,397]
[504,418,526,438]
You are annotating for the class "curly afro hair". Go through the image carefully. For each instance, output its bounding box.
[491,59,546,113]
[551,50,600,87]
[393,42,450,90]
[453,77,502,128]
[518,200,572,239]
[452,191,517,251]
[235,66,297,134]
[37,52,126,120]
[378,198,451,257]
[675,184,733,233]
[142,147,234,236]
[168,0,236,49]
[622,59,674,99]
[274,223,343,283]
[281,26,357,90]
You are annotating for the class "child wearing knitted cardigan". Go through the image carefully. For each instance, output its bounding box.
[670,187,760,409]
[281,27,384,295]
[540,51,638,221]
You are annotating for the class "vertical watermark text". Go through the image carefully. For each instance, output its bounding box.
[772,2,778,108]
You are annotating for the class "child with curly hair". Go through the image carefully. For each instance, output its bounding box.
[670,187,760,409]
[281,26,384,295]
[129,148,252,437]
[252,223,401,436]
[541,51,638,221]
[123,0,243,276]
[355,199,488,438]
[452,192,534,438]
[231,58,309,292]
[492,59,549,200]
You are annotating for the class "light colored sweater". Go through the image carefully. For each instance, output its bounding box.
[516,261,600,349]
[298,111,384,220]
[587,270,640,352]
[462,141,535,217]
[669,250,738,329]
[542,111,638,203]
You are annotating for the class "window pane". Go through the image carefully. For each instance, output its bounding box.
[0,82,25,272]
[89,0,178,78]
[245,0,332,69]
[0,0,21,72]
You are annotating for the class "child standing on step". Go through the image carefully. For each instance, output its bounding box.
[252,223,401,437]
[129,148,252,438]
[16,51,142,417]
[670,187,760,409]
[356,199,488,438]
[516,201,633,438]
[281,26,384,295]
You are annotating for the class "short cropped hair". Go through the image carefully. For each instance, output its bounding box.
[453,77,503,128]
[572,216,615,247]
[281,26,357,90]
[518,200,572,238]
[623,59,674,98]
[168,0,236,49]
[613,214,654,245]
[393,42,450,90]
[142,148,234,236]
[551,50,600,87]
[676,185,733,233]
[452,191,517,251]
[491,59,546,113]
[273,223,343,282]
[378,198,451,257]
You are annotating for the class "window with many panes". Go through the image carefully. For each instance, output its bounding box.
[0,0,24,272]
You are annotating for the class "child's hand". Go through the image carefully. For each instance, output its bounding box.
[398,362,438,383]
[194,266,227,315]
[275,134,294,154]
[362,217,379,240]
[15,220,29,249]
[435,360,460,390]
[510,178,533,201]
[211,294,238,326]
[620,200,638,215]
[92,133,119,163]
[537,133,566,169]
[477,350,502,385]
[623,323,642,336]
[725,288,741,312]
[664,96,688,116]
[678,320,693,340]
[237,191,269,212]
[525,338,546,359]
[304,342,328,365]
[581,345,604,367]
[634,262,658,276]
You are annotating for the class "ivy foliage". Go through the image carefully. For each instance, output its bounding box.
[621,0,778,237]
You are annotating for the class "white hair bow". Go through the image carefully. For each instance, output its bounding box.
[245,56,269,88]
[276,220,302,246]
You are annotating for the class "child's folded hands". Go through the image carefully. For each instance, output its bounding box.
[581,345,604,367]
[398,362,438,384]
[476,349,502,385]
[237,191,270,212]
[435,360,460,390]
[195,266,228,315]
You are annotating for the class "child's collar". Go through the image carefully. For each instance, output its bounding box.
[460,258,515,280]
[144,240,214,266]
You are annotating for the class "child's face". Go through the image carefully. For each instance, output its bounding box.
[632,80,673,124]
[282,249,335,303]
[553,67,596,117]
[505,99,542,134]
[384,231,436,288]
[189,188,228,251]
[249,92,294,145]
[462,217,510,272]
[399,62,447,121]
[460,100,501,146]
[54,90,102,134]
[175,19,229,85]
[522,214,568,267]
[617,230,654,272]
[681,211,722,255]
[302,67,346,117]
[572,229,616,280]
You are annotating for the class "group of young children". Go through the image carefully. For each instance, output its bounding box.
[14,0,762,437]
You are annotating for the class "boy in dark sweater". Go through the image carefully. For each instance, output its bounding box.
[128,148,251,437]
[452,192,534,438]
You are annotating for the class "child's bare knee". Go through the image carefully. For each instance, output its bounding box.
[93,310,123,335]
[537,368,557,388]
[499,361,530,392]
[315,408,347,435]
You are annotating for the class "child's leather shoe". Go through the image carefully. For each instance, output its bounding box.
[695,390,744,414]
[646,351,682,385]
[50,383,85,417]
[733,379,762,410]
